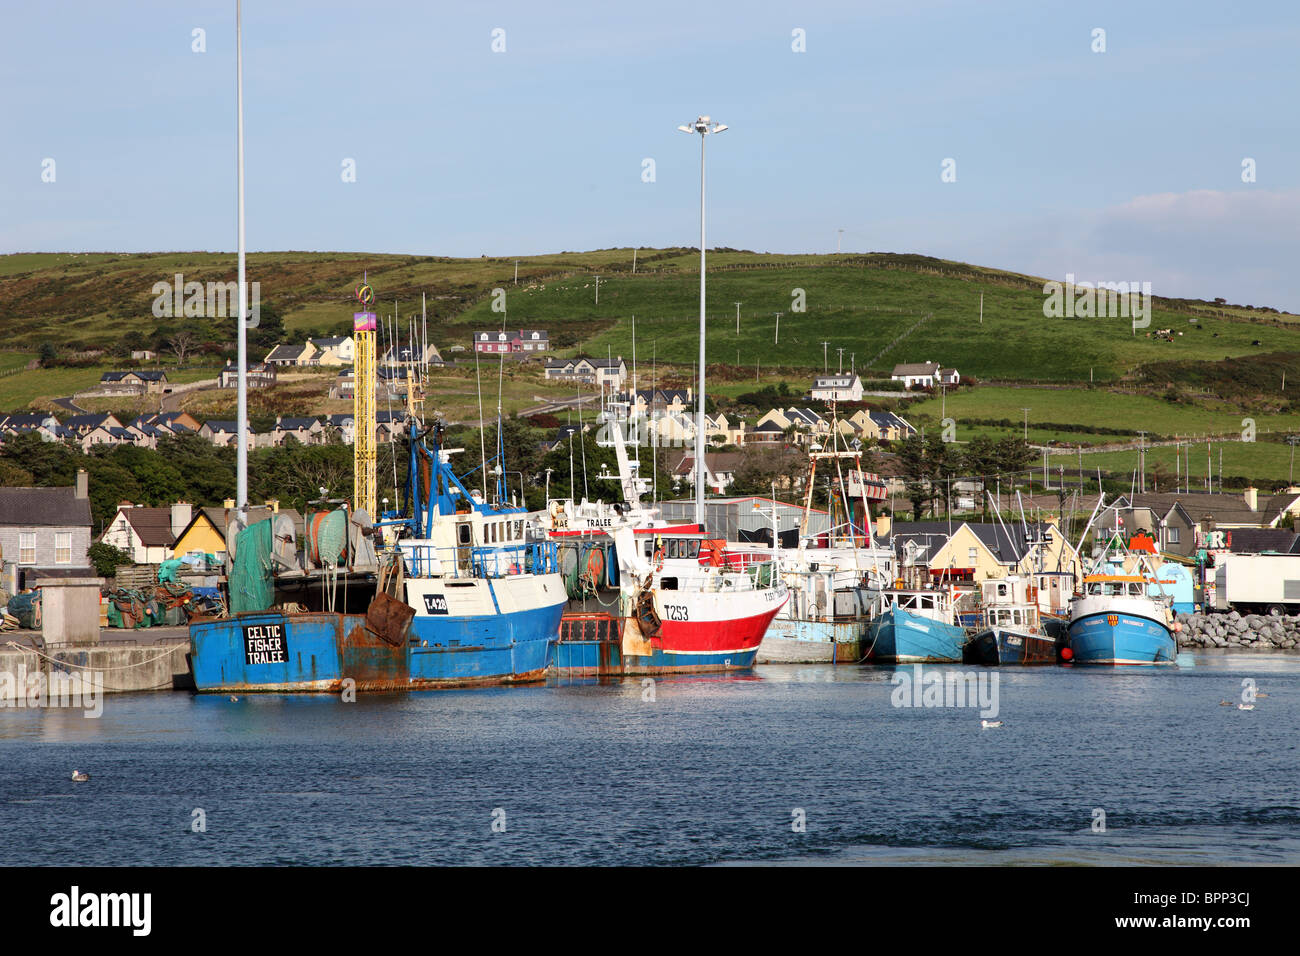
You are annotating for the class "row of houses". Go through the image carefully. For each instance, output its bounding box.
[0,409,407,453]
[263,338,444,369]
[749,407,915,446]
[0,411,201,452]
[544,355,627,387]
[101,500,302,565]
[474,329,549,354]
[806,363,961,401]
[199,412,407,450]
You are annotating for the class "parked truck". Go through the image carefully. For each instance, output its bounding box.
[1211,553,1300,615]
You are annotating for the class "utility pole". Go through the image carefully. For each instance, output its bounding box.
[774,312,782,345]
[1136,431,1147,493]
[837,228,844,253]
[979,292,983,325]
[820,340,830,372]
[632,248,637,274]
[734,301,741,334]
[514,261,519,285]
[836,346,845,374]
[1021,408,1030,442]
[594,275,600,305]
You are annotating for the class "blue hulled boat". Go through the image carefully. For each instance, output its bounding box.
[189,421,566,692]
[1066,527,1176,666]
[866,589,968,663]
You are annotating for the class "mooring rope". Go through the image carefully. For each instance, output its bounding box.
[4,641,185,671]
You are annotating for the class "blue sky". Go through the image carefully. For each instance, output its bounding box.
[4,0,1298,310]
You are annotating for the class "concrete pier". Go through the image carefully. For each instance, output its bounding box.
[1,630,192,695]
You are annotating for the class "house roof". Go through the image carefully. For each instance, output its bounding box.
[1224,528,1300,553]
[1108,492,1263,528]
[112,506,175,547]
[275,417,319,431]
[813,375,859,387]
[265,344,309,361]
[64,413,116,431]
[868,410,914,432]
[892,362,942,376]
[0,486,91,527]
[310,336,351,349]
[101,369,166,382]
[176,505,306,548]
[1,413,58,430]
[674,452,747,476]
[203,420,238,433]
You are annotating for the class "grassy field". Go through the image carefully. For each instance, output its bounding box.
[1058,440,1300,488]
[449,258,1300,383]
[903,385,1300,440]
[4,249,1297,383]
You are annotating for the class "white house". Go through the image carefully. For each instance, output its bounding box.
[891,361,959,389]
[811,373,863,402]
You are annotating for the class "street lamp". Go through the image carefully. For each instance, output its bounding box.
[678,114,727,525]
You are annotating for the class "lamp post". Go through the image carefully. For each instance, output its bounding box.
[678,114,727,525]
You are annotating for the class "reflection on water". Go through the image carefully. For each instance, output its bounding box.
[1,650,1297,866]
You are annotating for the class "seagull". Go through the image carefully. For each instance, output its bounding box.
[229,695,239,702]
[71,770,89,782]
[981,720,1003,728]
[1239,704,1255,711]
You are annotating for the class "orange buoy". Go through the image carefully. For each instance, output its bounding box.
[1061,647,1074,661]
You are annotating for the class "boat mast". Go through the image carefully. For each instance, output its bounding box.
[235,0,248,514]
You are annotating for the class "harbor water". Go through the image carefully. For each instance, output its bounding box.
[2,649,1297,866]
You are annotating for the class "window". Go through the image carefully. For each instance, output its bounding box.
[19,532,35,565]
[1168,527,1180,544]
[55,532,71,565]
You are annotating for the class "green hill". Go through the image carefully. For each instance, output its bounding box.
[2,249,1295,385]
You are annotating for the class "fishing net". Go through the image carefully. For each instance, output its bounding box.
[229,519,275,614]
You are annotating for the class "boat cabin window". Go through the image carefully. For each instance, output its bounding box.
[997,584,1007,597]
[660,576,678,591]
[1128,583,1143,596]
[457,523,472,545]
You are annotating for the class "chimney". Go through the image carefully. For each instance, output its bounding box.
[75,468,88,499]
[876,514,892,539]
[1244,486,1258,511]
[223,498,235,509]
[171,501,192,539]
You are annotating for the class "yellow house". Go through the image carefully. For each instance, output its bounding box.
[892,518,1079,585]
[925,524,1011,582]
[171,503,303,559]
[1014,517,1082,581]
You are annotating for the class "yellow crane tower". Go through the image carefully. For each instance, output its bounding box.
[352,284,377,518]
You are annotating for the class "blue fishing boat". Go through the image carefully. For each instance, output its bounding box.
[1066,525,1176,666]
[963,575,1057,665]
[865,588,968,663]
[188,421,566,692]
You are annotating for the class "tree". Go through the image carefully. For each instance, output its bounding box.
[88,541,133,577]
[168,330,198,365]
[38,342,56,367]
[896,434,937,520]
[963,434,1001,520]
[248,301,286,350]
